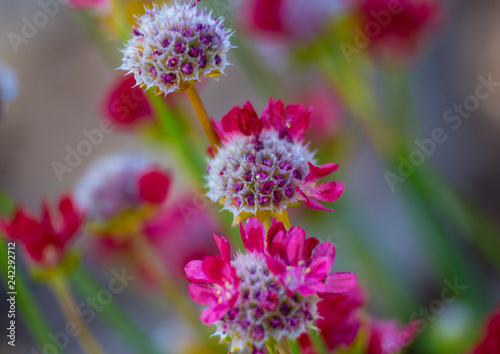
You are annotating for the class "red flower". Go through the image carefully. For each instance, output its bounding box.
[472,307,500,354]
[357,0,442,61]
[299,286,364,352]
[1,195,83,266]
[103,75,153,126]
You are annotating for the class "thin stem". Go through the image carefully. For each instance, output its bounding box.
[50,275,104,354]
[129,235,199,326]
[185,85,221,150]
[277,337,293,354]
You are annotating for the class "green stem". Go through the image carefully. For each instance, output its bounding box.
[49,273,104,354]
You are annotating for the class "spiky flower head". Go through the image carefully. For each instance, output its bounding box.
[119,1,233,95]
[75,153,170,236]
[185,218,357,353]
[206,98,344,226]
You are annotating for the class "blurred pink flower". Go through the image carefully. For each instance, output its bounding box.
[1,195,83,266]
[241,0,346,40]
[67,0,109,10]
[207,98,344,225]
[102,75,153,127]
[75,153,170,224]
[471,307,500,354]
[300,85,344,141]
[356,0,442,62]
[367,319,419,354]
[185,217,356,352]
[298,286,364,352]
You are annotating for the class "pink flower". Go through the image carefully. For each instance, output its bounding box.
[241,0,346,40]
[356,0,442,62]
[185,217,356,352]
[471,307,500,354]
[207,98,344,225]
[67,0,108,11]
[367,319,419,354]
[75,153,171,225]
[1,195,83,266]
[102,75,153,127]
[299,286,364,352]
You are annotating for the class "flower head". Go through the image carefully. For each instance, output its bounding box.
[185,218,356,352]
[75,153,170,235]
[0,195,83,267]
[207,98,344,225]
[119,1,233,95]
[356,0,442,62]
[471,307,500,354]
[0,61,18,118]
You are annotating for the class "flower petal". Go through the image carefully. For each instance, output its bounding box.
[241,218,265,253]
[296,187,334,212]
[138,168,171,204]
[309,181,344,202]
[213,234,231,261]
[286,226,306,265]
[200,303,228,324]
[324,272,357,293]
[188,283,217,304]
[305,162,340,183]
[185,260,210,283]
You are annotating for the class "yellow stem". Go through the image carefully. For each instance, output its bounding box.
[277,337,293,354]
[185,85,221,150]
[50,275,104,354]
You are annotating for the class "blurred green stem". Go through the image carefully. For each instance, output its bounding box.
[49,273,104,354]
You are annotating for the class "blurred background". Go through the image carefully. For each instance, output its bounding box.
[0,0,500,353]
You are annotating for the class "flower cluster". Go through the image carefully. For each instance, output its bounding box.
[75,153,170,234]
[119,1,233,95]
[185,218,356,352]
[1,195,83,267]
[207,98,344,224]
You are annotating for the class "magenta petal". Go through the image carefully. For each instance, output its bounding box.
[138,169,171,204]
[213,234,231,261]
[200,303,228,324]
[286,227,306,265]
[307,256,332,281]
[324,273,357,294]
[312,242,336,262]
[286,105,310,141]
[185,260,210,283]
[305,162,340,183]
[265,255,287,277]
[201,256,226,283]
[296,188,334,212]
[243,218,265,253]
[188,284,217,305]
[309,181,345,202]
[304,237,320,262]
